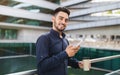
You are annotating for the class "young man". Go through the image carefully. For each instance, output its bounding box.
[36,7,82,75]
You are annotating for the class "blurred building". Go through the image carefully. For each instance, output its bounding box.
[0,0,120,75]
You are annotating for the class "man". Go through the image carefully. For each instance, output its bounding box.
[36,7,83,75]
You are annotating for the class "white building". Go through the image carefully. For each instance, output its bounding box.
[0,0,120,75]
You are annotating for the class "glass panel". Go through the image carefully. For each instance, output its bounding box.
[75,47,120,71]
[0,43,36,56]
[0,28,5,39]
[68,68,108,75]
[0,56,36,75]
[0,28,17,40]
[0,29,2,39]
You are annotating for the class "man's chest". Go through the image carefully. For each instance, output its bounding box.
[49,38,68,55]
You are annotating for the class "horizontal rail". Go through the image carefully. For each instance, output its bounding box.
[105,69,120,75]
[5,54,120,75]
[6,69,36,75]
[0,55,30,59]
[90,54,120,63]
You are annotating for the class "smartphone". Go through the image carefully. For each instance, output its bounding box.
[76,39,84,46]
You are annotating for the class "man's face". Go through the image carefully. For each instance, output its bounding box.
[52,11,69,32]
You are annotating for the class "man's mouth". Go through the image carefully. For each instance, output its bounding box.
[59,23,65,27]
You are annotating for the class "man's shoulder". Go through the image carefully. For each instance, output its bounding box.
[38,32,50,40]
[36,32,50,44]
[42,32,50,37]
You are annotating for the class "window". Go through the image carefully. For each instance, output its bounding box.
[116,35,120,39]
[0,28,17,40]
[79,35,83,38]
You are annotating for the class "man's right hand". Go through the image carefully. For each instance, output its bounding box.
[65,45,80,57]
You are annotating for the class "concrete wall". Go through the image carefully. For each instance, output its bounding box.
[65,25,120,38]
[18,29,49,43]
[0,29,49,43]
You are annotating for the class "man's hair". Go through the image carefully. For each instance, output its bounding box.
[53,7,70,16]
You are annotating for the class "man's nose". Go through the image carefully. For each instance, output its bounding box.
[62,19,66,24]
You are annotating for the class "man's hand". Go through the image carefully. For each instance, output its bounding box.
[65,45,80,57]
[78,61,83,69]
[78,61,91,71]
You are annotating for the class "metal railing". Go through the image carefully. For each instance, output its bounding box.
[90,54,120,63]
[105,69,120,75]
[6,54,120,75]
[6,69,37,75]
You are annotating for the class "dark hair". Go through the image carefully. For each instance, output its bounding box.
[53,7,70,16]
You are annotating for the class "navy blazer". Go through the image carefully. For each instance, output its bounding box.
[36,29,79,75]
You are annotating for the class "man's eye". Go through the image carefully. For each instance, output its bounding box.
[65,19,69,22]
[59,17,63,20]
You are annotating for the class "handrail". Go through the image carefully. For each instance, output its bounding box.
[0,55,30,59]
[90,54,120,63]
[6,69,36,75]
[6,54,120,75]
[105,69,120,75]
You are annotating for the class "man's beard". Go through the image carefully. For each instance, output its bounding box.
[54,21,65,32]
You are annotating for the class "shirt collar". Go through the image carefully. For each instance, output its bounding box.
[50,29,66,38]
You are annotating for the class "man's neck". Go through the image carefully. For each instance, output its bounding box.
[59,33,63,38]
[52,28,63,38]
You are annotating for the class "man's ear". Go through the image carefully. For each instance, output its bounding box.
[52,16,55,22]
